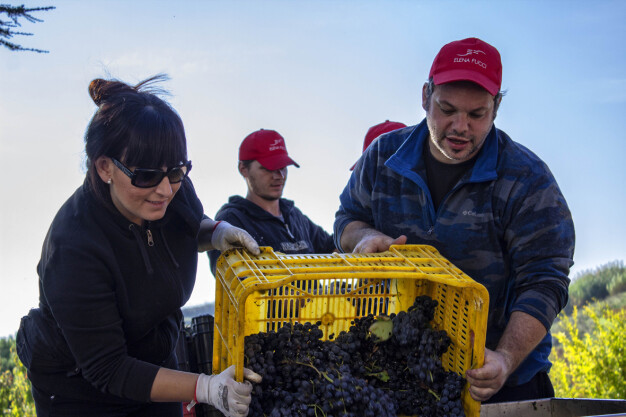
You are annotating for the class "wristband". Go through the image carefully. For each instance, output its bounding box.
[186,376,200,411]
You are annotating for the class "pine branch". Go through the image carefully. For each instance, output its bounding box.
[1,37,48,53]
[0,4,55,53]
[0,5,55,24]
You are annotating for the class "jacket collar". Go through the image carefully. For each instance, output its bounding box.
[226,195,295,220]
[385,118,499,183]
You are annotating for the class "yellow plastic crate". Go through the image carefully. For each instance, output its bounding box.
[212,244,489,417]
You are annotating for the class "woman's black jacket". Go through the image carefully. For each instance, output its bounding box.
[17,178,203,404]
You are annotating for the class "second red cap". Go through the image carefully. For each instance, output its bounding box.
[362,120,407,153]
[350,120,407,170]
[239,129,299,170]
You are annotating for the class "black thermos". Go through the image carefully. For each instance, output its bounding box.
[191,314,222,417]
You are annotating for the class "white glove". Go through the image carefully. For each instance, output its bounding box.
[212,221,260,255]
[194,365,262,417]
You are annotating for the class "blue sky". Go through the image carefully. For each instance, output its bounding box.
[1,0,625,337]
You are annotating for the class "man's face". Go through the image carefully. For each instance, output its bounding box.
[422,82,497,164]
[240,160,287,201]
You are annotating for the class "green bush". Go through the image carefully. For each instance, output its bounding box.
[0,336,18,373]
[565,260,625,314]
[0,339,35,417]
[550,304,626,399]
[608,271,626,296]
[569,271,610,305]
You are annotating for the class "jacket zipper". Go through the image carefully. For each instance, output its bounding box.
[425,178,466,237]
[146,229,154,246]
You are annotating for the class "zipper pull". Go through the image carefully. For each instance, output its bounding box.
[146,229,154,247]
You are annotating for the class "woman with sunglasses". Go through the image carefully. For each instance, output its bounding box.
[16,75,261,417]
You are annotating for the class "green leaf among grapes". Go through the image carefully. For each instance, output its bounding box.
[366,370,390,382]
[368,315,393,342]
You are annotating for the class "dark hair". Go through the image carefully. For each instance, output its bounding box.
[239,160,254,169]
[423,78,505,119]
[84,74,188,207]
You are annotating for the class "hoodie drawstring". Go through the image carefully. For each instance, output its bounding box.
[160,228,180,269]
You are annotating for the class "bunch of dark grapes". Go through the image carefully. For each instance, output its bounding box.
[243,295,466,417]
[436,371,466,417]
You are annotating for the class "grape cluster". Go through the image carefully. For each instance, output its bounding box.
[244,295,466,417]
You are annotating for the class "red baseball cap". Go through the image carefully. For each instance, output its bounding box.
[429,37,502,96]
[350,120,407,170]
[239,129,299,170]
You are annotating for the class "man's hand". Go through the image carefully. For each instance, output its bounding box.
[465,348,513,402]
[465,311,547,402]
[353,232,407,253]
[340,220,407,253]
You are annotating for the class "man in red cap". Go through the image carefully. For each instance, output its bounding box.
[350,120,407,170]
[209,129,335,273]
[334,38,574,403]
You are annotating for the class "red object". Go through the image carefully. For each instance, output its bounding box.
[350,120,407,170]
[182,402,196,416]
[429,37,502,96]
[239,129,299,170]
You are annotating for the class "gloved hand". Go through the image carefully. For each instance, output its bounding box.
[211,221,260,255]
[195,365,263,417]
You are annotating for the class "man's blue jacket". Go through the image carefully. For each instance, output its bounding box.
[334,119,575,386]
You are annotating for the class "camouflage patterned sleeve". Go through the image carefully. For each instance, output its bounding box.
[501,166,575,330]
[334,150,379,252]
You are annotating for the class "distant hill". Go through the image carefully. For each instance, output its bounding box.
[551,260,626,346]
[563,260,625,315]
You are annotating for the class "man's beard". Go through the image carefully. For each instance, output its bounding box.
[429,128,480,162]
[259,193,280,202]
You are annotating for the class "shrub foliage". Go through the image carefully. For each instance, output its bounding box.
[0,341,35,417]
[550,304,626,399]
[566,260,625,314]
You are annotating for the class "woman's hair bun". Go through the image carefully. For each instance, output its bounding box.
[88,78,134,106]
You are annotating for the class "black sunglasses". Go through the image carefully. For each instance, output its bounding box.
[111,157,192,188]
